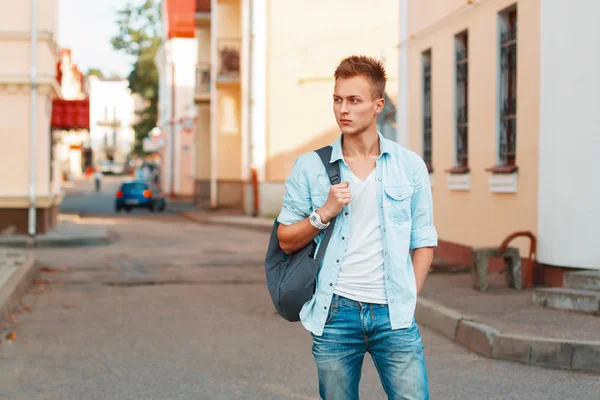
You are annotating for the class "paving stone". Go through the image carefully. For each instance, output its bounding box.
[571,341,600,372]
[491,334,532,364]
[416,298,463,340]
[530,339,574,369]
[455,320,501,357]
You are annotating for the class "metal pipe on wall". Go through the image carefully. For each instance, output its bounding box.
[28,0,38,236]
[397,0,408,148]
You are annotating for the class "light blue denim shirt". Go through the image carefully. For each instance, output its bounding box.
[277,132,438,336]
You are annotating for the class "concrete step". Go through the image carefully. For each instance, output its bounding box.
[533,288,600,313]
[564,270,600,291]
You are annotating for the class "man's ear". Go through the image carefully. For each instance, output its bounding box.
[375,97,385,115]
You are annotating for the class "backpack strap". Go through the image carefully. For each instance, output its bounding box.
[314,146,341,263]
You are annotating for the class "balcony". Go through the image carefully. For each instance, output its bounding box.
[96,119,121,129]
[195,62,211,103]
[217,38,241,86]
[196,0,210,12]
[195,0,211,26]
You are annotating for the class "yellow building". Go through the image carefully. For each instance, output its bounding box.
[0,0,62,234]
[194,0,400,214]
[401,0,600,279]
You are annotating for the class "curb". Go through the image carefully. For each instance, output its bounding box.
[0,256,40,328]
[416,297,600,373]
[179,211,274,233]
[0,227,112,248]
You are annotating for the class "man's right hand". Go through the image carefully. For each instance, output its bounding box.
[318,182,351,223]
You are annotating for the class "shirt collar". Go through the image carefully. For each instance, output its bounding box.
[329,131,392,163]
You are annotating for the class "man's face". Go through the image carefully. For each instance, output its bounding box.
[333,76,383,135]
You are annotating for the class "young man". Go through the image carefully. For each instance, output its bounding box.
[276,55,437,400]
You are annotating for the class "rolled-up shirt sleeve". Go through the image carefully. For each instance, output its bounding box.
[410,158,438,250]
[277,156,312,226]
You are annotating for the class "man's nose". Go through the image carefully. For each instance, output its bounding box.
[340,101,349,114]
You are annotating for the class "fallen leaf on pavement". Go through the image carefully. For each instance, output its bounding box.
[13,369,18,373]
[6,332,16,341]
[40,267,60,273]
[23,305,31,312]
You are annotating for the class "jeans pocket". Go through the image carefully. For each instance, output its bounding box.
[324,305,335,325]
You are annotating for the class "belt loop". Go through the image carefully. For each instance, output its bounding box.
[334,294,339,311]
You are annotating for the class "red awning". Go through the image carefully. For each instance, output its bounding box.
[51,99,90,130]
[166,0,196,39]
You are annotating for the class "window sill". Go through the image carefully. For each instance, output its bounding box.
[444,166,470,175]
[485,164,518,174]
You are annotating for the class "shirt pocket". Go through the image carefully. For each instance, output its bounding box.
[311,176,331,209]
[383,185,413,224]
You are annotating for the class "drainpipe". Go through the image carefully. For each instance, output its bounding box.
[170,62,176,197]
[397,0,408,148]
[209,0,218,209]
[28,0,38,236]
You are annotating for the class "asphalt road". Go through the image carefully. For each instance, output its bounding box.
[0,179,598,399]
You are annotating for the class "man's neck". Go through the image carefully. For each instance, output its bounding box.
[342,128,380,159]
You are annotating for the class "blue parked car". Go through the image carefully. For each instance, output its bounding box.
[115,181,166,213]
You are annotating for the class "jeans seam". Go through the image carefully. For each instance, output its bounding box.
[370,352,390,398]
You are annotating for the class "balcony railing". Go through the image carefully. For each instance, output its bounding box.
[196,62,210,96]
[217,38,241,82]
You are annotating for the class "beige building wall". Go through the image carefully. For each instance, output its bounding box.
[0,0,62,233]
[265,0,400,182]
[216,1,242,183]
[195,25,211,181]
[406,0,540,254]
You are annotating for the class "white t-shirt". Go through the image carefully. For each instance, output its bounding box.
[333,169,387,304]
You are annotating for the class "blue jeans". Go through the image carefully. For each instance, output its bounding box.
[311,295,429,400]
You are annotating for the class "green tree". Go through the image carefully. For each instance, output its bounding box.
[86,68,104,78]
[111,0,162,155]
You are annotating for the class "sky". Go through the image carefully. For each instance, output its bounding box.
[58,0,138,78]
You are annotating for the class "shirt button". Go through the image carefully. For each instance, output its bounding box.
[324,306,327,310]
[378,178,382,181]
[342,237,345,240]
[382,228,386,232]
[329,283,333,286]
[384,251,387,256]
[380,204,383,208]
[344,212,348,216]
[336,259,340,263]
[390,299,394,303]
[386,276,390,280]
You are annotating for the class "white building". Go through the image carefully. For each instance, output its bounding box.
[154,0,198,197]
[88,76,136,169]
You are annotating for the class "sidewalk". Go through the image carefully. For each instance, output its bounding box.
[0,249,38,327]
[0,215,111,248]
[178,209,600,373]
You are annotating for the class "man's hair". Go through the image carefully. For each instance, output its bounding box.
[334,55,387,100]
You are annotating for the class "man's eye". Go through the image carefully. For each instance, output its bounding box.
[351,99,359,103]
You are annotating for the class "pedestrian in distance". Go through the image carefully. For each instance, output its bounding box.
[276,55,438,400]
[94,168,103,192]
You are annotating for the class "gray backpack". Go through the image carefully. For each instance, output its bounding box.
[265,146,341,321]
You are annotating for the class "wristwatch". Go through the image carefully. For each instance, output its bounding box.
[309,209,330,230]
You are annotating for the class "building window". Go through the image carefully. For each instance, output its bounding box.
[497,7,518,170]
[454,31,469,173]
[422,50,433,172]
